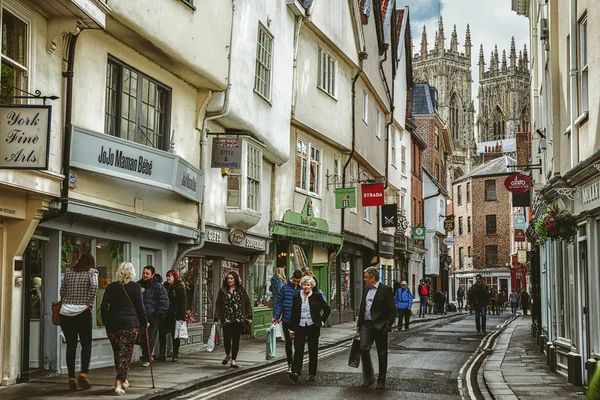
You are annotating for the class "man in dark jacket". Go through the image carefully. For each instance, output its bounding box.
[138,266,169,365]
[470,274,490,335]
[272,269,302,373]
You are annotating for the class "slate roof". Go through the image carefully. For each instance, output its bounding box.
[476,138,517,155]
[454,155,516,183]
[411,82,438,115]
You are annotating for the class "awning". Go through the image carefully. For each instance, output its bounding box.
[272,221,344,248]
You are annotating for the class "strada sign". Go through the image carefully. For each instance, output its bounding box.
[361,183,384,206]
[504,173,532,193]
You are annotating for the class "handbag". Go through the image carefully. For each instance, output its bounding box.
[241,319,252,336]
[174,320,188,340]
[348,333,361,368]
[51,301,62,326]
[206,324,216,352]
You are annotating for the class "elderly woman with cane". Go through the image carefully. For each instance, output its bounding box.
[101,262,148,395]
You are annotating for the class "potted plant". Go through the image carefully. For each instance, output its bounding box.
[534,203,578,244]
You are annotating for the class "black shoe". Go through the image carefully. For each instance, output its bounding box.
[222,355,231,365]
[482,330,487,334]
[172,356,178,362]
[230,361,239,369]
[477,330,482,335]
[404,326,409,330]
[360,378,376,388]
[289,372,299,382]
[376,382,385,390]
[308,375,315,381]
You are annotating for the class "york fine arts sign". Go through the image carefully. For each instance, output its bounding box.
[0,105,51,170]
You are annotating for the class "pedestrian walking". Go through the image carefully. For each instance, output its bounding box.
[509,289,518,315]
[467,286,473,314]
[457,287,465,313]
[356,267,396,390]
[58,253,98,391]
[138,266,169,366]
[270,267,286,307]
[288,276,331,382]
[273,269,302,372]
[417,279,429,318]
[490,288,498,315]
[101,262,148,396]
[470,274,490,335]
[395,280,413,331]
[520,289,530,316]
[158,270,187,362]
[214,271,252,369]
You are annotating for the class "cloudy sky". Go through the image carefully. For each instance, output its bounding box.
[399,0,529,112]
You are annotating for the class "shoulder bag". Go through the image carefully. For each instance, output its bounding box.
[51,300,62,326]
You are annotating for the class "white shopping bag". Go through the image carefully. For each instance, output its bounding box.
[266,325,276,360]
[205,324,216,352]
[274,323,284,339]
[174,320,188,340]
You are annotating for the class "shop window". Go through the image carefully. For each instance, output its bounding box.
[253,251,275,309]
[177,257,204,324]
[340,256,351,310]
[290,244,309,271]
[25,239,43,319]
[330,257,338,310]
[1,9,29,105]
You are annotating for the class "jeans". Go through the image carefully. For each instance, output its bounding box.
[360,320,389,384]
[511,302,518,315]
[293,324,320,376]
[474,306,487,332]
[222,322,243,360]
[159,317,181,358]
[457,298,464,312]
[282,322,294,366]
[141,314,162,362]
[397,308,410,329]
[60,309,93,378]
[419,296,428,316]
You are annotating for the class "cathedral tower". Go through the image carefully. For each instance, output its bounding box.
[413,17,475,179]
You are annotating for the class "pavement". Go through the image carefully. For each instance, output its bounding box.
[482,314,586,400]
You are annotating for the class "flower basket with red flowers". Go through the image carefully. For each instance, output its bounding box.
[534,203,578,244]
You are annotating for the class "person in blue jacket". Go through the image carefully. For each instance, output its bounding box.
[270,267,286,307]
[395,280,413,331]
[137,265,169,366]
[272,269,302,373]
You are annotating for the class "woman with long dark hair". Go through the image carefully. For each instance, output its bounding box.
[59,253,98,391]
[158,270,187,362]
[214,271,251,368]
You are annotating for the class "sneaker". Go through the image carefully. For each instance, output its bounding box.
[114,386,126,396]
[287,364,292,373]
[142,362,150,367]
[122,380,129,390]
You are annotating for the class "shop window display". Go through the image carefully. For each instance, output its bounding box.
[253,252,275,308]
[340,258,351,310]
[25,239,43,319]
[178,257,205,324]
[330,258,338,310]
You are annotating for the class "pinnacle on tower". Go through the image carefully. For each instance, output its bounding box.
[522,44,529,70]
[420,25,428,60]
[465,24,472,59]
[450,24,458,53]
[518,50,523,69]
[510,36,517,68]
[434,30,439,53]
[479,44,485,77]
[494,45,499,70]
[502,49,507,71]
[437,16,445,51]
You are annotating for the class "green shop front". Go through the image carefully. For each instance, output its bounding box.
[269,198,344,329]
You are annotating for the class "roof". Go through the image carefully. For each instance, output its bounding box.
[300,0,314,8]
[411,82,437,115]
[454,155,516,183]
[395,8,405,46]
[476,138,516,155]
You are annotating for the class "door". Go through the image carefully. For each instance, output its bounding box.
[579,239,591,384]
[140,248,156,272]
[23,238,45,370]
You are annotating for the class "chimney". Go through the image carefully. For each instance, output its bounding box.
[515,123,531,166]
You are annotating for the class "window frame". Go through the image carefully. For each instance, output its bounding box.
[458,216,464,236]
[246,143,262,212]
[485,180,497,201]
[317,47,337,98]
[295,138,322,197]
[227,140,263,212]
[1,5,34,105]
[104,56,172,151]
[391,129,397,166]
[459,247,464,269]
[485,245,498,266]
[254,23,274,102]
[401,145,407,175]
[375,108,381,139]
[457,185,463,206]
[466,182,471,202]
[467,216,471,233]
[578,16,588,114]
[486,214,497,235]
[434,125,440,149]
[362,90,368,124]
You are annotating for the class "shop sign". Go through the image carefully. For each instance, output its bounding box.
[379,233,394,257]
[211,138,242,168]
[334,187,356,209]
[0,192,25,219]
[282,197,329,231]
[228,229,266,251]
[361,183,384,207]
[443,216,455,231]
[514,216,527,230]
[381,204,397,227]
[514,229,526,242]
[394,234,407,251]
[511,254,520,267]
[206,229,226,244]
[70,127,204,202]
[443,237,456,246]
[518,249,527,264]
[0,105,51,170]
[504,173,532,193]
[412,226,426,240]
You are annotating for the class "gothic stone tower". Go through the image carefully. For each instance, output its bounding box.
[477,37,530,143]
[413,17,476,180]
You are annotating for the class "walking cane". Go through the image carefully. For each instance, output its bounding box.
[145,328,155,389]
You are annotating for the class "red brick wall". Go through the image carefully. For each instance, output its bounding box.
[414,115,446,188]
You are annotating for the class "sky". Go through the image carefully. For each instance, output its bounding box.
[398,0,530,113]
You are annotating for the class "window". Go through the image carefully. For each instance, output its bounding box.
[376,108,381,138]
[318,47,336,97]
[579,17,588,113]
[401,145,407,175]
[412,197,416,224]
[349,161,357,213]
[458,216,464,235]
[485,245,498,266]
[391,130,397,166]
[459,247,464,269]
[449,94,459,140]
[227,141,262,211]
[434,125,440,149]
[467,216,471,233]
[457,185,463,206]
[486,215,497,235]
[467,246,471,257]
[333,156,341,185]
[363,177,372,222]
[466,182,471,202]
[296,139,321,196]
[492,106,505,141]
[435,164,440,181]
[105,58,171,150]
[362,90,368,123]
[254,23,273,101]
[485,180,497,201]
[400,194,405,211]
[1,9,28,105]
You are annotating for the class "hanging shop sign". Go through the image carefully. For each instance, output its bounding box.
[514,216,527,230]
[412,226,426,240]
[511,254,520,267]
[504,173,532,193]
[334,187,356,209]
[443,215,455,232]
[211,138,242,168]
[381,204,397,227]
[70,126,204,203]
[514,229,526,242]
[0,105,51,170]
[378,233,394,258]
[517,249,527,264]
[443,237,457,246]
[361,183,384,206]
[512,190,531,207]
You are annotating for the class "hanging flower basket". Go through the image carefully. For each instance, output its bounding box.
[534,203,578,244]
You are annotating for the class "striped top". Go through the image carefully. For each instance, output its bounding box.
[60,268,99,310]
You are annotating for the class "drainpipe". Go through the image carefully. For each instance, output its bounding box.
[290,15,304,118]
[568,0,578,169]
[40,32,80,223]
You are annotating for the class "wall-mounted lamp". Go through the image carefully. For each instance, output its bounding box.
[540,138,547,151]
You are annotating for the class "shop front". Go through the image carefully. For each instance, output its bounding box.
[453,268,511,302]
[343,233,376,325]
[272,198,344,325]
[378,233,396,288]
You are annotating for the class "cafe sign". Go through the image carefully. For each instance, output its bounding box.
[0,105,51,170]
[504,173,532,194]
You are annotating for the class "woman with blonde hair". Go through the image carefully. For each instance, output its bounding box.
[101,262,147,395]
[59,253,98,391]
[270,267,286,306]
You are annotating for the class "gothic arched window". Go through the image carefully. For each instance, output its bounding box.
[449,94,459,141]
[492,106,505,141]
[521,106,530,131]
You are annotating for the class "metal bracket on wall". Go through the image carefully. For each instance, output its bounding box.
[4,85,59,105]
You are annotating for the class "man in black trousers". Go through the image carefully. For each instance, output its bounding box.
[356,267,396,390]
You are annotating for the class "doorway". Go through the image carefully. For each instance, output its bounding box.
[140,248,156,271]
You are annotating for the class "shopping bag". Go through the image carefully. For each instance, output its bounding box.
[274,323,284,339]
[174,320,188,340]
[348,333,361,368]
[51,301,62,326]
[206,324,216,352]
[266,325,276,360]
